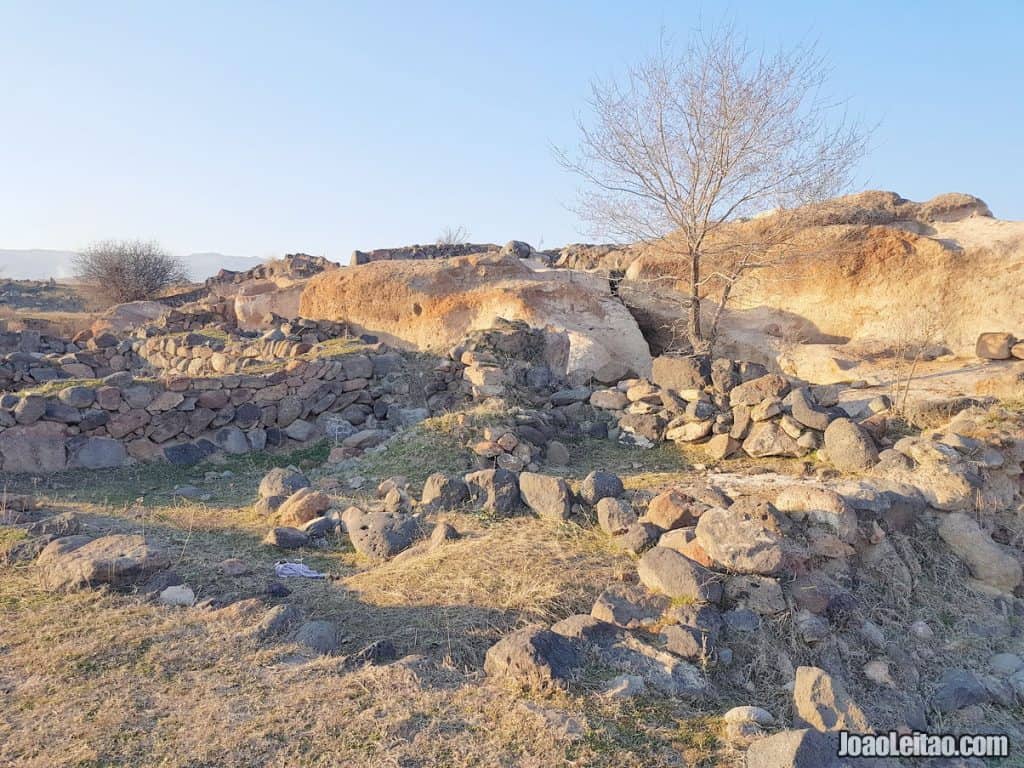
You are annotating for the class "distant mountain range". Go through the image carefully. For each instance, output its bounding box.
[0,249,266,282]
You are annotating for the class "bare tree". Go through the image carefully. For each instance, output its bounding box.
[557,26,868,353]
[72,240,188,305]
[435,225,470,246]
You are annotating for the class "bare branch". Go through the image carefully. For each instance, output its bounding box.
[556,24,869,352]
[72,240,188,306]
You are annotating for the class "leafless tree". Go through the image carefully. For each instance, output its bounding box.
[72,240,188,305]
[556,26,868,353]
[435,225,470,246]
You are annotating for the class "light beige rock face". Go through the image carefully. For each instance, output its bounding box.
[976,332,1015,360]
[38,534,169,591]
[938,512,1022,592]
[233,280,305,330]
[276,488,332,528]
[618,191,1022,358]
[299,252,652,382]
[92,300,170,335]
[792,665,871,733]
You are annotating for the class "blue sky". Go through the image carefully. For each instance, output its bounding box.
[1,1,1021,263]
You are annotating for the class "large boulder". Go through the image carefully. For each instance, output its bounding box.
[742,421,804,458]
[729,374,790,407]
[931,668,992,713]
[550,618,706,696]
[484,624,581,690]
[976,332,1014,359]
[299,252,652,382]
[596,497,637,535]
[276,488,332,528]
[464,468,520,515]
[744,729,846,768]
[342,507,425,562]
[789,387,833,431]
[937,512,1022,592]
[644,489,702,530]
[518,472,572,521]
[823,418,878,471]
[591,583,669,629]
[68,436,127,470]
[695,503,787,575]
[259,467,310,500]
[637,547,723,603]
[651,354,710,391]
[263,527,309,549]
[38,534,169,591]
[579,471,624,506]
[792,666,871,733]
[420,473,470,510]
[775,485,858,544]
[0,421,67,473]
[295,619,341,656]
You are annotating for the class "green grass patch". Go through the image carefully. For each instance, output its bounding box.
[18,376,161,398]
[0,525,28,554]
[235,336,370,375]
[348,420,472,486]
[0,441,333,507]
[309,336,368,359]
[162,328,232,345]
[17,378,103,397]
[338,403,510,486]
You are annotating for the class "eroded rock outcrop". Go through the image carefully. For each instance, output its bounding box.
[299,252,652,382]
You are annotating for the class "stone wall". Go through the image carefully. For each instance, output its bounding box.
[0,329,144,392]
[0,349,420,473]
[135,320,349,376]
[350,242,500,266]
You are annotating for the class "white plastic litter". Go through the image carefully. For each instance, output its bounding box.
[274,561,327,579]
[158,584,196,606]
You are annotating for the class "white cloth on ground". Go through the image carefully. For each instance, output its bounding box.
[274,561,327,579]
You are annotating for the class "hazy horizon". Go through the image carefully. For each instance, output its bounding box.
[0,248,267,282]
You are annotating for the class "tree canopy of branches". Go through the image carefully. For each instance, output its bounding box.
[72,240,188,305]
[557,26,868,353]
[435,225,470,246]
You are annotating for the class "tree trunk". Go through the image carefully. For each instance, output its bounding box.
[706,280,734,354]
[688,249,702,351]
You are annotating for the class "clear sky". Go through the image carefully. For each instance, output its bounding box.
[1,0,1021,263]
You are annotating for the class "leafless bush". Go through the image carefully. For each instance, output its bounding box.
[435,226,470,246]
[72,240,188,305]
[557,25,869,353]
[888,310,942,422]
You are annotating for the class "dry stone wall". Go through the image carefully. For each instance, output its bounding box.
[0,349,419,473]
[136,320,349,376]
[0,329,144,392]
[350,242,500,266]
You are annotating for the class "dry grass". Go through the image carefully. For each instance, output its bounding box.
[0,487,729,767]
[345,517,627,667]
[2,398,1021,766]
[0,309,98,337]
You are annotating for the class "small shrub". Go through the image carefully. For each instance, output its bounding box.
[73,240,188,305]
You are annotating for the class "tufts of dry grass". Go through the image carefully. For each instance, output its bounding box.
[0,495,724,768]
[345,515,629,666]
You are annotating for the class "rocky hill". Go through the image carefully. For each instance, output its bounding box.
[2,191,1022,768]
[611,191,1022,359]
[300,251,653,383]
